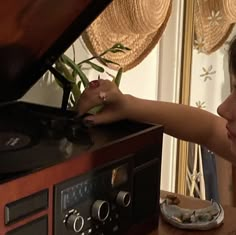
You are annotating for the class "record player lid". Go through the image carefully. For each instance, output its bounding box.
[0,0,112,102]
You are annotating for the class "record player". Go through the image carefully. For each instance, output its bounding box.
[0,1,164,235]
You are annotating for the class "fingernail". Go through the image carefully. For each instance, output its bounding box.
[83,119,94,127]
[89,80,100,89]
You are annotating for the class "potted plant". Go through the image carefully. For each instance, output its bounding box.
[49,43,130,112]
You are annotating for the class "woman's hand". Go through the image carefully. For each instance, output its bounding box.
[77,79,130,125]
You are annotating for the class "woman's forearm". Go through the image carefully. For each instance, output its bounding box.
[124,95,223,145]
[124,95,236,163]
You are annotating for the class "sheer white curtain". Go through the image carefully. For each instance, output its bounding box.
[189,26,235,203]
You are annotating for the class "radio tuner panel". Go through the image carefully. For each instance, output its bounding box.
[54,156,133,235]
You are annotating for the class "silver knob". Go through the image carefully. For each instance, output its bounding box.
[91,200,110,222]
[64,211,84,233]
[116,191,131,207]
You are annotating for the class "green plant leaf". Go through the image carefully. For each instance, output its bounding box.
[71,84,81,101]
[100,58,120,66]
[70,94,75,105]
[62,54,89,87]
[75,66,90,88]
[100,43,131,56]
[72,43,76,62]
[112,43,131,51]
[72,69,77,80]
[55,60,75,83]
[106,72,115,80]
[77,80,81,89]
[108,48,126,53]
[85,61,105,72]
[113,68,123,87]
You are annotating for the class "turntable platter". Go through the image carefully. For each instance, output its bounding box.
[0,102,93,174]
[0,132,31,151]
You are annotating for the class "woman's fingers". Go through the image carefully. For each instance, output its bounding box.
[78,90,104,116]
[77,79,116,116]
[77,78,127,126]
[82,106,123,125]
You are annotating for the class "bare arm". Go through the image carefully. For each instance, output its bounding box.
[124,95,235,164]
[78,79,235,164]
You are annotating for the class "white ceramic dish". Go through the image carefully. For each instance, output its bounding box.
[160,198,224,230]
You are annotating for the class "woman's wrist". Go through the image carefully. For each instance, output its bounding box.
[122,94,137,120]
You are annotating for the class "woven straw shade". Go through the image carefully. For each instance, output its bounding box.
[82,0,172,71]
[194,0,236,54]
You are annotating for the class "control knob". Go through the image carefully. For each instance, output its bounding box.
[92,200,110,222]
[63,210,84,233]
[116,191,131,207]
